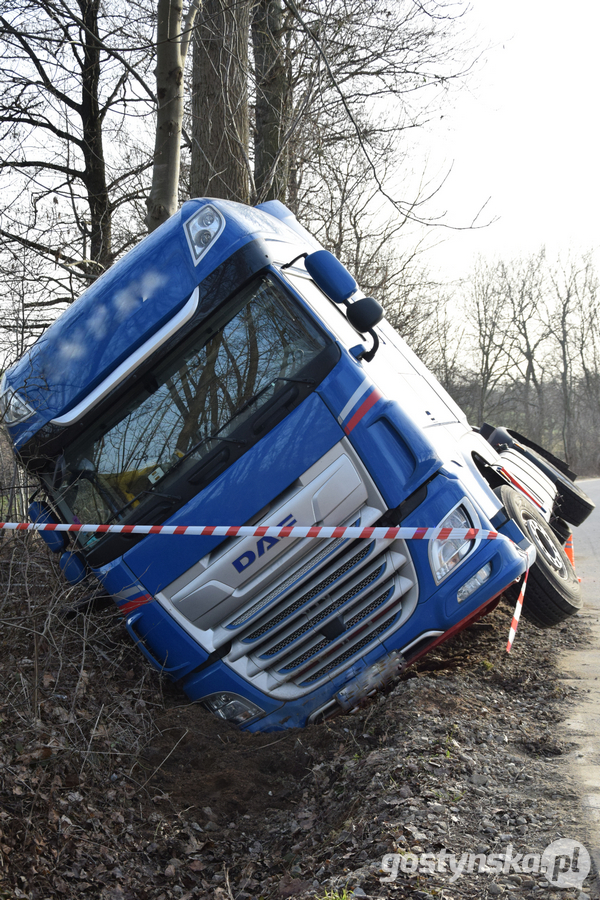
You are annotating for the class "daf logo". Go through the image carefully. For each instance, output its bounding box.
[232,514,297,573]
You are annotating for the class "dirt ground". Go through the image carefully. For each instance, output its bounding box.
[0,533,597,900]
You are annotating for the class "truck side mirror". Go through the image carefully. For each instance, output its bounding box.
[303,250,383,362]
[346,297,384,333]
[346,297,384,363]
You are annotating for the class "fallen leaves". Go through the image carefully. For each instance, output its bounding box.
[0,533,595,900]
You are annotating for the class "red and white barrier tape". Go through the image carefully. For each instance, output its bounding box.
[7,518,531,651]
[506,568,529,653]
[0,521,500,541]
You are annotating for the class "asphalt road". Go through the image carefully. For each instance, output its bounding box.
[559,478,600,867]
[572,478,600,608]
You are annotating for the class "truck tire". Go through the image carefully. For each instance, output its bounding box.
[500,486,582,628]
[517,446,595,527]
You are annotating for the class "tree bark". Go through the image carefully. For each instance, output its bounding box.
[190,0,250,203]
[252,0,290,203]
[78,0,112,271]
[146,0,199,232]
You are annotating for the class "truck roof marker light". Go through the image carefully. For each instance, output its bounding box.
[0,374,35,426]
[183,204,225,266]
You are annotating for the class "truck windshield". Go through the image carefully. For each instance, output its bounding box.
[48,275,330,534]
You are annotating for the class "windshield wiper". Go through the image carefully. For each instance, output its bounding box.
[221,380,277,427]
[104,489,181,526]
[276,376,315,385]
[118,420,249,504]
[217,375,315,433]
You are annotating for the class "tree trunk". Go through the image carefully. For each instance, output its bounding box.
[146,0,199,232]
[190,0,250,203]
[252,0,290,203]
[78,0,111,272]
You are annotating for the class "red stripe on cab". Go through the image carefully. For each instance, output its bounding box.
[343,389,382,435]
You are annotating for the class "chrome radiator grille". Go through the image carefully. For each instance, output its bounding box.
[223,531,418,696]
[246,543,373,643]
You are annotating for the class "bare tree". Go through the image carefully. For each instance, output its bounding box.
[574,257,600,454]
[0,0,475,376]
[495,252,550,443]
[189,0,251,203]
[441,250,600,472]
[460,258,520,425]
[0,0,154,279]
[546,255,598,467]
[145,0,200,230]
[252,0,292,203]
[187,0,471,218]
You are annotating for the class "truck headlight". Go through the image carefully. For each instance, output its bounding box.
[430,504,475,583]
[201,692,264,726]
[184,204,224,265]
[0,375,35,425]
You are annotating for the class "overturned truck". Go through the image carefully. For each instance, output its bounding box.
[1,199,594,730]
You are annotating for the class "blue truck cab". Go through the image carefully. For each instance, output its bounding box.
[1,198,547,730]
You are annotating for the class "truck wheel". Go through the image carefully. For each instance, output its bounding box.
[517,445,595,527]
[500,486,582,628]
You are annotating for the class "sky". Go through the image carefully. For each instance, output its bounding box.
[409,0,600,281]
